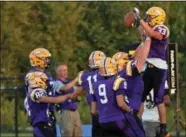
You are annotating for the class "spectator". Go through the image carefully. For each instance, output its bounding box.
[55,64,82,137]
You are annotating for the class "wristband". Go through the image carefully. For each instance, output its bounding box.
[146,36,151,40]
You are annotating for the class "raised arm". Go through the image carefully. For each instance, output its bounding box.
[133,37,151,72]
[133,8,165,40]
[53,77,78,93]
[139,20,163,40]
[60,77,78,91]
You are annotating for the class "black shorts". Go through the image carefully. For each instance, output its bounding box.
[92,114,103,137]
[142,63,168,104]
[33,122,56,137]
[100,120,129,137]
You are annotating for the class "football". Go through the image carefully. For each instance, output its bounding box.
[124,12,136,28]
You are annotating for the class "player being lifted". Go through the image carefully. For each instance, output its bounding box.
[91,57,131,137]
[112,36,151,137]
[133,7,170,137]
[24,48,77,137]
[71,51,106,137]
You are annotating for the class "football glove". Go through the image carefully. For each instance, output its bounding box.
[133,7,141,28]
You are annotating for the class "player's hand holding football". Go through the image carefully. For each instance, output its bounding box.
[133,7,141,28]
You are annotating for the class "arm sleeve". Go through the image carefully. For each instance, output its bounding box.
[115,80,128,96]
[30,88,47,103]
[91,94,97,101]
[116,89,126,96]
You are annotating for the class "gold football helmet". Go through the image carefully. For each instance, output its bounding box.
[26,72,48,89]
[112,52,129,72]
[29,48,51,69]
[89,51,106,69]
[146,7,166,27]
[99,57,117,77]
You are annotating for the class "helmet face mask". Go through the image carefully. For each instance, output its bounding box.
[45,57,51,66]
[145,14,152,23]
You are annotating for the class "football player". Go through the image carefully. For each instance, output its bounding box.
[71,51,106,137]
[24,48,78,137]
[133,7,170,137]
[91,57,132,137]
[112,36,151,137]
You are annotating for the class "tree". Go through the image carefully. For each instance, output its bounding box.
[0,2,185,128]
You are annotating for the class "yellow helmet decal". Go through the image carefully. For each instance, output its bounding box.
[112,52,129,72]
[29,48,51,69]
[99,57,117,77]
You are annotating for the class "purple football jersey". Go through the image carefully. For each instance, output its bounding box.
[92,76,127,123]
[118,60,144,110]
[148,25,170,61]
[25,68,55,111]
[25,88,50,126]
[24,68,55,125]
[79,70,104,106]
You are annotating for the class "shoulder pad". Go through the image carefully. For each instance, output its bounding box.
[78,71,84,86]
[153,24,170,39]
[113,76,126,91]
[126,61,133,76]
